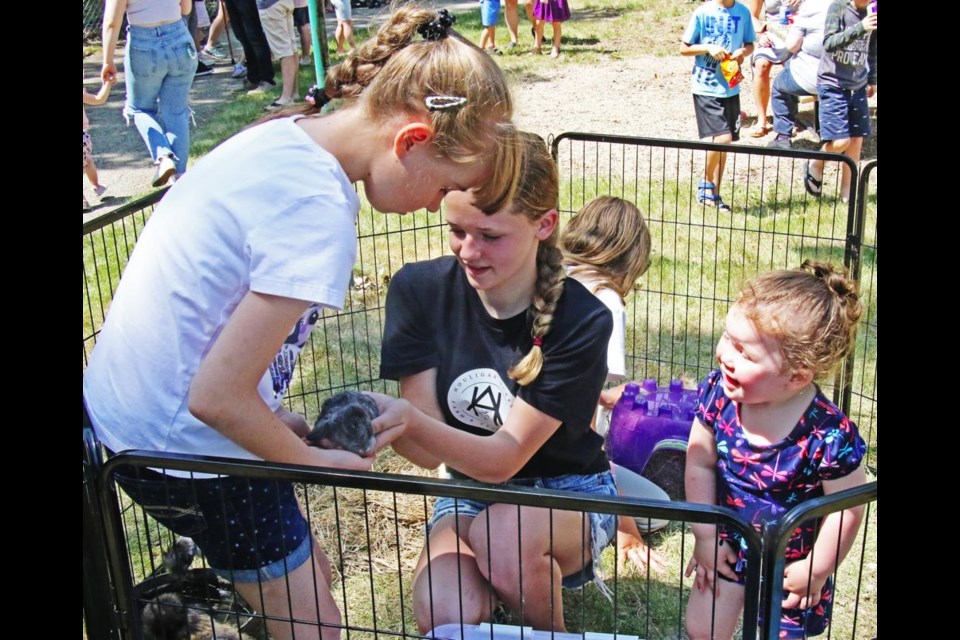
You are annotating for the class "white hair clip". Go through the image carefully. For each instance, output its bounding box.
[425,95,468,111]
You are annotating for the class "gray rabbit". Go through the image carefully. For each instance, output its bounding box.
[307,391,379,456]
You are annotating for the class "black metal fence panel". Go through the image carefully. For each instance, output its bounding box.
[551,134,861,407]
[100,452,762,640]
[760,483,878,640]
[82,137,877,640]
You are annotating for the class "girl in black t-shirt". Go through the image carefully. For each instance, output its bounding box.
[374,134,618,633]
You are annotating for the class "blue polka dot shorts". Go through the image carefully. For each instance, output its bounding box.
[113,466,312,583]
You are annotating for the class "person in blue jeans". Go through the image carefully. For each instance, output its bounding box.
[768,0,831,149]
[102,0,197,187]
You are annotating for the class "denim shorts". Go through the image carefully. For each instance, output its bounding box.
[818,84,871,142]
[112,465,312,584]
[430,471,618,590]
[481,0,502,28]
[332,0,352,21]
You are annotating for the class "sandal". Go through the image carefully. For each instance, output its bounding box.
[697,180,732,212]
[749,124,771,138]
[804,161,823,197]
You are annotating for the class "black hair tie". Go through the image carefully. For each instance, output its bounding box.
[305,84,331,109]
[418,9,455,41]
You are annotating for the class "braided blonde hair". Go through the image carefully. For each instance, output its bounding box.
[277,4,519,212]
[560,196,652,302]
[505,133,564,386]
[737,260,862,378]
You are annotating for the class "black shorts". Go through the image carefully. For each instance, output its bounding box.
[693,94,741,141]
[293,6,310,27]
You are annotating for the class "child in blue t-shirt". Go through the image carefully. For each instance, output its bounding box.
[681,0,755,213]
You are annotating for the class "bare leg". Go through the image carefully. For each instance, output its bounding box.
[837,136,862,201]
[208,2,227,47]
[524,1,535,25]
[809,137,852,193]
[534,20,545,53]
[341,20,354,52]
[413,516,493,634]
[279,54,298,101]
[470,504,592,632]
[704,133,733,198]
[505,0,520,44]
[685,576,745,640]
[751,59,773,135]
[480,26,493,50]
[549,21,561,58]
[84,157,103,191]
[234,540,342,640]
[299,23,311,58]
[334,21,345,53]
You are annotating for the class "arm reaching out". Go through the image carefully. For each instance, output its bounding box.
[371,391,562,484]
[188,291,377,471]
[83,81,114,106]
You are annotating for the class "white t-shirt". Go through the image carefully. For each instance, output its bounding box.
[566,270,627,382]
[84,117,360,466]
[787,0,830,94]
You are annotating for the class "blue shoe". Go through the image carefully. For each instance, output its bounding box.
[697,180,732,212]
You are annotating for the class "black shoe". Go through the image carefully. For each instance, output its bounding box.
[767,136,792,150]
[195,61,214,77]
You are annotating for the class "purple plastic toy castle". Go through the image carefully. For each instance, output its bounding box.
[606,379,703,499]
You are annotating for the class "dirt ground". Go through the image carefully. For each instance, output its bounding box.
[82,1,876,219]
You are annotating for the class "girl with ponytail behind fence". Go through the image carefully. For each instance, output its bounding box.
[84,7,518,640]
[375,133,619,633]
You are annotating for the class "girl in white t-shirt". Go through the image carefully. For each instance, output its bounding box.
[83,8,519,640]
[560,196,668,573]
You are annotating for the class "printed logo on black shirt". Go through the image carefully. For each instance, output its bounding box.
[447,368,515,432]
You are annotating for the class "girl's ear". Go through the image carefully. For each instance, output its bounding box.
[393,123,434,157]
[535,208,559,240]
[788,367,814,389]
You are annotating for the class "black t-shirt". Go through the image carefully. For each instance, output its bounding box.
[380,256,613,479]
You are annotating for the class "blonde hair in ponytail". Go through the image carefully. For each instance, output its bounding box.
[736,260,862,378]
[287,3,519,213]
[505,133,563,386]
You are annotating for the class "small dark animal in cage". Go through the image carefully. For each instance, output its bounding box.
[163,537,197,580]
[142,593,241,640]
[307,391,379,456]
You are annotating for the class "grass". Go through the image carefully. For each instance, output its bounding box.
[182,0,695,160]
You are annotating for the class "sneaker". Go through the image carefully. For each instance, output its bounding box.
[767,136,792,150]
[195,61,214,77]
[231,63,247,79]
[202,45,226,60]
[93,184,107,197]
[231,79,258,93]
[152,156,177,188]
[247,81,275,95]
